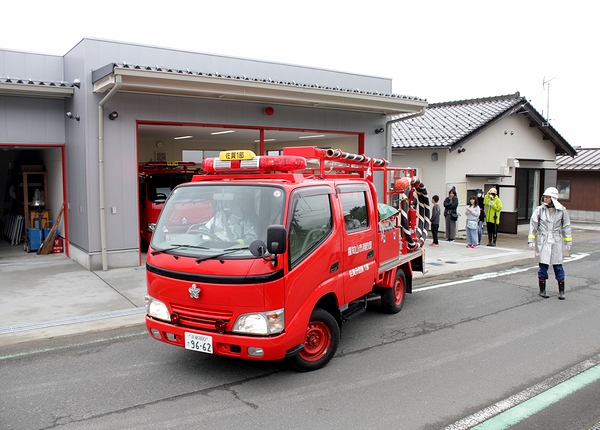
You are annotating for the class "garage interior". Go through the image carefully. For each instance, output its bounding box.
[1,124,358,261]
[0,146,64,259]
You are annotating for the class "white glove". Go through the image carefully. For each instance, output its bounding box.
[566,245,571,251]
[488,200,494,207]
[528,242,534,249]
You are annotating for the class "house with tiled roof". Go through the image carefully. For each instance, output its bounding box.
[390,92,577,234]
[557,148,600,222]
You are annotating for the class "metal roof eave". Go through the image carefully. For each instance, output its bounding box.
[0,82,74,99]
[466,173,512,178]
[92,66,428,115]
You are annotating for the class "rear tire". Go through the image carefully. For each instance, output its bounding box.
[381,269,406,314]
[289,308,340,372]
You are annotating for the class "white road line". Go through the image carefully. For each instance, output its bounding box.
[417,253,588,292]
[442,353,600,430]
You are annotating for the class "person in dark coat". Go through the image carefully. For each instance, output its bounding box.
[430,195,440,246]
[476,189,485,243]
[443,188,458,241]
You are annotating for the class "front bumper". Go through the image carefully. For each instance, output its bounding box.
[146,316,299,361]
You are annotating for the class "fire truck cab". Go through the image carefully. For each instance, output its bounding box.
[145,147,429,371]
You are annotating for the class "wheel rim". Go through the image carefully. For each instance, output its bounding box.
[299,321,331,362]
[394,275,405,305]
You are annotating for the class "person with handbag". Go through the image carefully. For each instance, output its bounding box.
[443,187,459,242]
[465,195,481,248]
[528,187,572,300]
[483,188,502,246]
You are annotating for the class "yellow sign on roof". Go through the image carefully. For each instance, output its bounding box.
[219,150,256,161]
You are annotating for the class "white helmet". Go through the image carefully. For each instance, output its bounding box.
[542,187,564,209]
[543,187,559,199]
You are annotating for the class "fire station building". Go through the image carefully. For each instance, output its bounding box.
[0,38,427,270]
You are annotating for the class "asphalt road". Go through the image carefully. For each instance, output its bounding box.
[1,248,599,429]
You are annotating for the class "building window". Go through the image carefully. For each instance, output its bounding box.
[557,180,570,201]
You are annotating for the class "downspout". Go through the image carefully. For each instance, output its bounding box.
[384,106,427,163]
[98,74,122,270]
[383,107,427,201]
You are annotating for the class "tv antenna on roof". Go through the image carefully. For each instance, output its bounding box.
[542,76,555,127]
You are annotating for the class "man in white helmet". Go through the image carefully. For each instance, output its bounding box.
[528,187,572,299]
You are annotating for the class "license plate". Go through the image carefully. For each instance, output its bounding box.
[185,332,213,354]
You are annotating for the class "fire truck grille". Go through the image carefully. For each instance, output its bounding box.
[171,304,233,331]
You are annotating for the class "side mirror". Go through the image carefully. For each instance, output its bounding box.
[266,225,287,254]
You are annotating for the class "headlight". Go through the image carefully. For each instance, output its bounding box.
[145,295,170,322]
[232,309,284,335]
[147,222,156,233]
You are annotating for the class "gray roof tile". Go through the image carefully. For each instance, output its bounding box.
[112,63,425,102]
[557,148,600,170]
[0,76,74,87]
[391,92,576,156]
[391,93,522,148]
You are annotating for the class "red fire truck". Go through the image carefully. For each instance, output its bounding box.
[145,147,429,371]
[138,161,198,247]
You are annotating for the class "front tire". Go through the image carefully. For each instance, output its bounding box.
[381,269,406,314]
[290,308,340,372]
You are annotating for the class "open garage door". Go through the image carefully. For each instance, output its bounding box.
[0,145,66,258]
[135,122,362,251]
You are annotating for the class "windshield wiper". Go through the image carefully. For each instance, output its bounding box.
[195,246,250,263]
[150,244,210,256]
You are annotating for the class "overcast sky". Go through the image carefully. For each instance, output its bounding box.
[2,0,596,148]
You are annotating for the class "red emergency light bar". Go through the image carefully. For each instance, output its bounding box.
[202,154,307,173]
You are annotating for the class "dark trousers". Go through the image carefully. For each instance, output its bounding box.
[538,264,565,282]
[431,223,439,244]
[486,221,498,243]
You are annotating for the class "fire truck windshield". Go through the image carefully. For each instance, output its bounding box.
[150,183,286,257]
[146,173,194,202]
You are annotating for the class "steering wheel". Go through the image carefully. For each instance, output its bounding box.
[186,224,222,241]
[154,193,168,201]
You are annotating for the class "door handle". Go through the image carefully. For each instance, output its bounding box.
[367,250,374,259]
[330,261,339,273]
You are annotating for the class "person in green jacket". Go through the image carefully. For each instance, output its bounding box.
[483,188,502,246]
